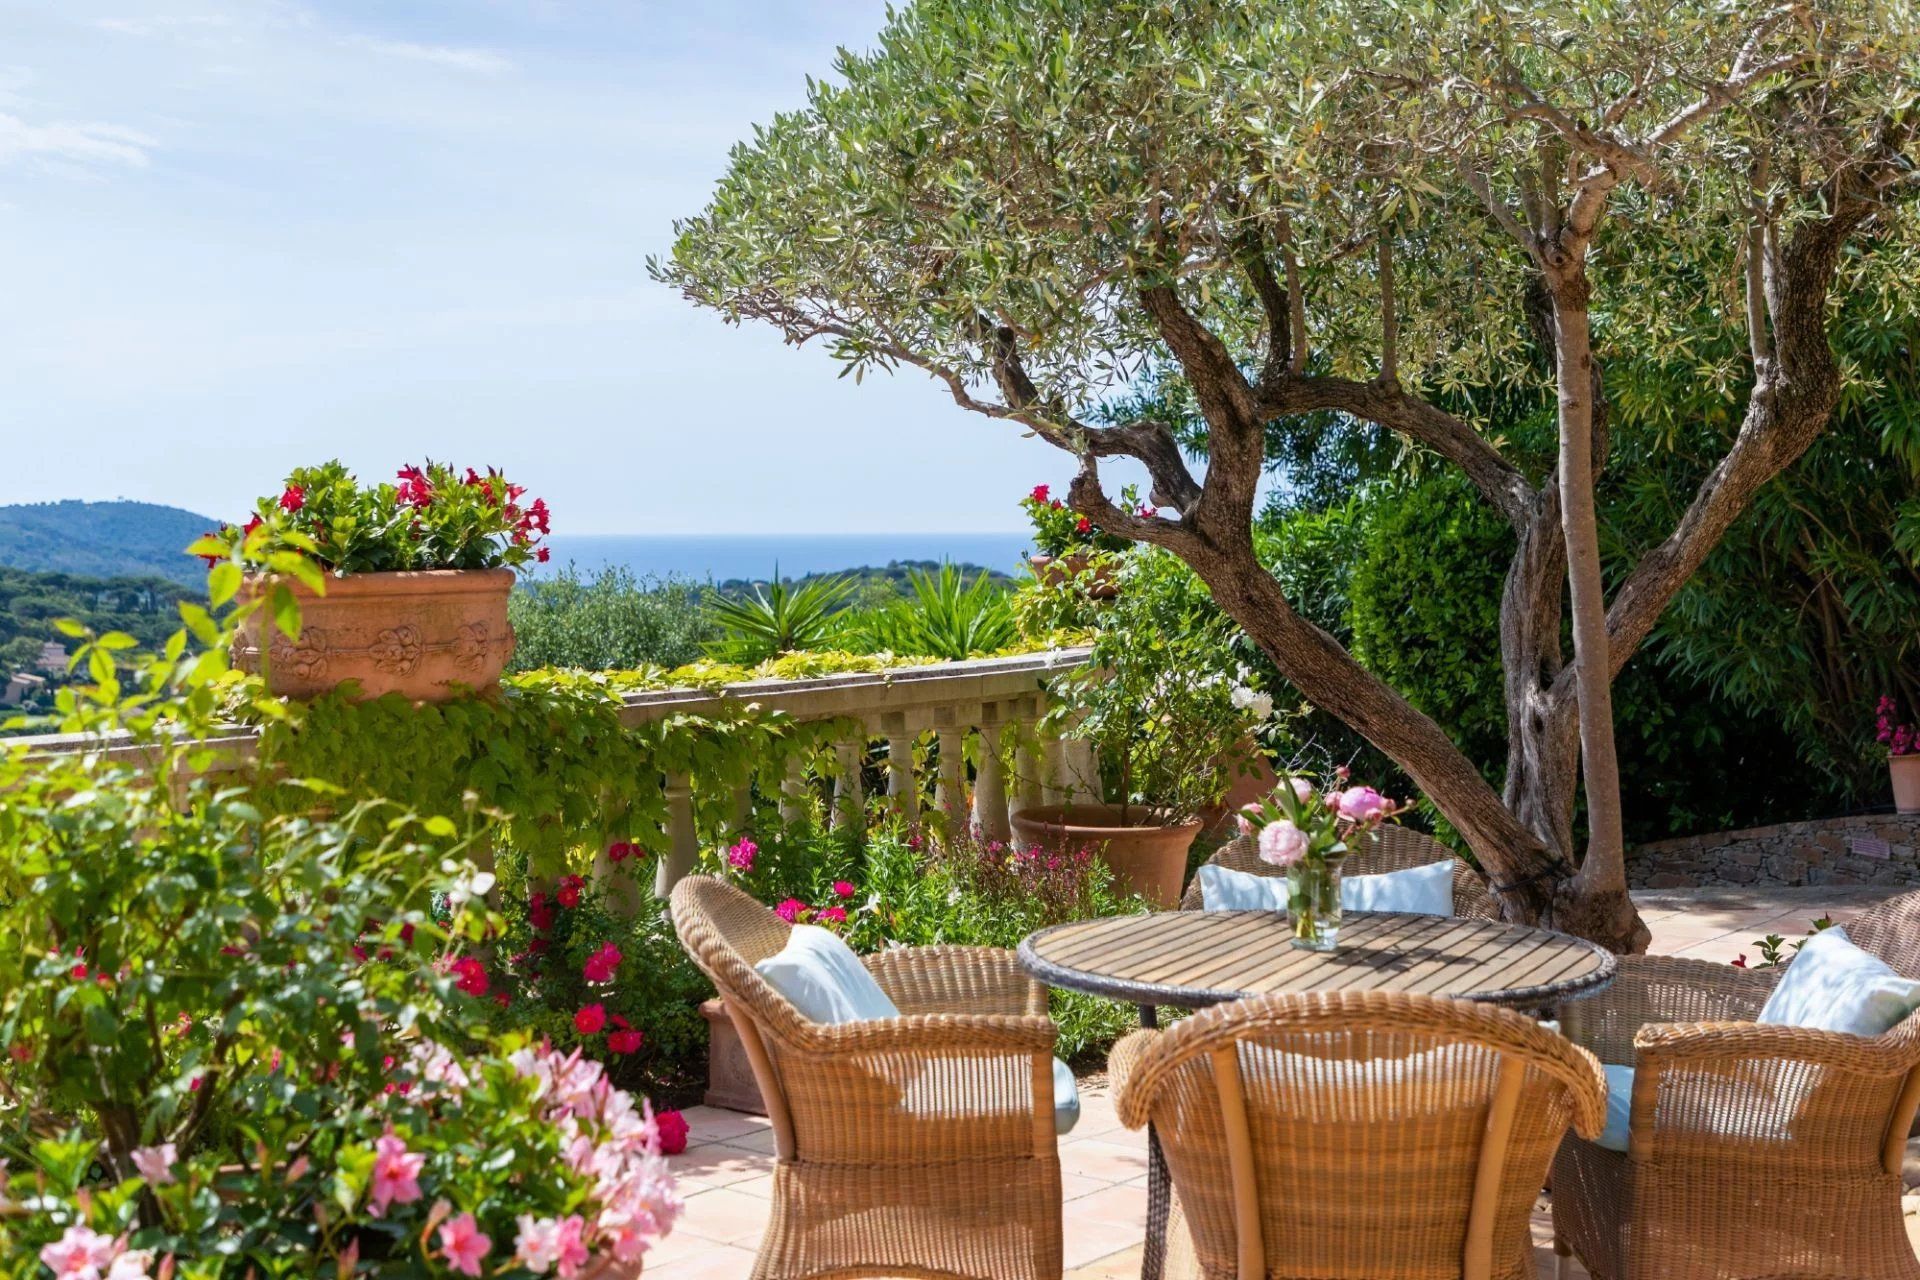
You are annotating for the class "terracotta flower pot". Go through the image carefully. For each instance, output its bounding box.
[1198,740,1280,839]
[1010,802,1202,909]
[1893,755,1920,815]
[234,568,515,703]
[1028,552,1119,599]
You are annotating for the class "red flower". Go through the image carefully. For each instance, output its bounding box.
[555,875,585,909]
[574,1003,607,1034]
[1028,484,1050,504]
[818,905,848,925]
[70,963,88,980]
[492,991,510,1008]
[396,466,434,508]
[242,513,265,537]
[451,957,489,996]
[583,941,623,984]
[535,546,551,563]
[607,1013,643,1055]
[279,484,306,512]
[774,898,806,923]
[831,880,855,899]
[529,891,555,932]
[655,1108,689,1155]
[1731,955,1748,968]
[1074,515,1092,534]
[606,841,640,864]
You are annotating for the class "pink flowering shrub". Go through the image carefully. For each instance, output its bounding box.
[1876,696,1917,757]
[0,597,680,1277]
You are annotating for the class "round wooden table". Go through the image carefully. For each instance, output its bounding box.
[1019,910,1617,1280]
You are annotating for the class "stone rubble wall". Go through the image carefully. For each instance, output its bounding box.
[1630,813,1920,889]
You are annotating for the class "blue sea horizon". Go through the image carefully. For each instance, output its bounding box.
[530,532,1035,584]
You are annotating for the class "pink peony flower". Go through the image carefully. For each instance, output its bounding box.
[438,1212,492,1277]
[369,1132,425,1216]
[1256,819,1310,868]
[1287,777,1315,804]
[1334,786,1393,823]
[129,1142,176,1186]
[1234,803,1264,836]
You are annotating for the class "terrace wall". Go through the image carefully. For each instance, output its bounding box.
[1629,812,1920,889]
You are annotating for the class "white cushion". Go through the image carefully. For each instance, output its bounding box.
[1340,861,1455,917]
[757,924,1080,1135]
[1196,861,1454,917]
[1758,927,1920,1037]
[1595,1063,1636,1152]
[755,924,901,1024]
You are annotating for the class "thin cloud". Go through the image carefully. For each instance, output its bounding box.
[361,39,512,74]
[0,114,155,169]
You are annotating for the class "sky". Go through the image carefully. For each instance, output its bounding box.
[0,1,1136,534]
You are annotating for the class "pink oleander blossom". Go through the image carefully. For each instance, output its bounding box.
[773,897,807,923]
[726,838,758,871]
[831,880,855,898]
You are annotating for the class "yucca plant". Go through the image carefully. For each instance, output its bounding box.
[706,569,853,662]
[856,564,1015,661]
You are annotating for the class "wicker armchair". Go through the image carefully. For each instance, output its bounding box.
[1111,990,1606,1280]
[668,875,1064,1280]
[1179,825,1501,920]
[1552,890,1920,1280]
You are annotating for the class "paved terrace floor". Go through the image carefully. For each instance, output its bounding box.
[649,886,1912,1278]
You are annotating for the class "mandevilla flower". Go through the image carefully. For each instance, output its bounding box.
[438,1212,493,1277]
[129,1142,177,1186]
[369,1132,425,1216]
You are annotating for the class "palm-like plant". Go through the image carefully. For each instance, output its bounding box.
[706,569,854,663]
[857,564,1016,660]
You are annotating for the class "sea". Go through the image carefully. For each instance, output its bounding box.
[530,532,1034,584]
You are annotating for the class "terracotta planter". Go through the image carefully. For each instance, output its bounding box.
[699,997,766,1115]
[1199,741,1280,839]
[234,568,515,702]
[1894,755,1920,815]
[1028,552,1119,599]
[1010,803,1201,909]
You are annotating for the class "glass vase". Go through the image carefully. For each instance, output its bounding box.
[1287,856,1344,951]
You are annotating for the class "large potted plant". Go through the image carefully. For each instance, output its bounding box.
[1011,549,1276,907]
[1876,695,1920,813]
[206,461,549,702]
[1019,484,1128,598]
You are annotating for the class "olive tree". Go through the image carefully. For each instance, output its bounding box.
[655,0,1918,949]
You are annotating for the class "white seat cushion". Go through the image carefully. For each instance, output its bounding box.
[756,924,1079,1134]
[1196,861,1454,917]
[1758,927,1920,1037]
[754,924,901,1023]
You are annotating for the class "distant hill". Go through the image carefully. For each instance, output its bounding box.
[0,501,215,587]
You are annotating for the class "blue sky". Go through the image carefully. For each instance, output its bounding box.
[0,1,1121,534]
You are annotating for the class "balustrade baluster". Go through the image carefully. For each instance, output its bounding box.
[932,711,969,829]
[831,736,867,830]
[654,770,699,898]
[970,710,1011,842]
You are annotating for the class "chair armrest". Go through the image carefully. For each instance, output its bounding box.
[1622,1019,1920,1169]
[863,945,1048,1018]
[1562,955,1777,1063]
[1107,1028,1163,1130]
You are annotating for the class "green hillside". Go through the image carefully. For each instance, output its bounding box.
[0,500,216,586]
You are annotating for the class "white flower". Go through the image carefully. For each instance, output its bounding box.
[443,863,496,908]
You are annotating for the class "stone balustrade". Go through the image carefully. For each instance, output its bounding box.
[10,647,1099,906]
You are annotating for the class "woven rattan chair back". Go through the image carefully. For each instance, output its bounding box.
[1115,991,1605,1280]
[1179,827,1501,919]
[1840,886,1920,978]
